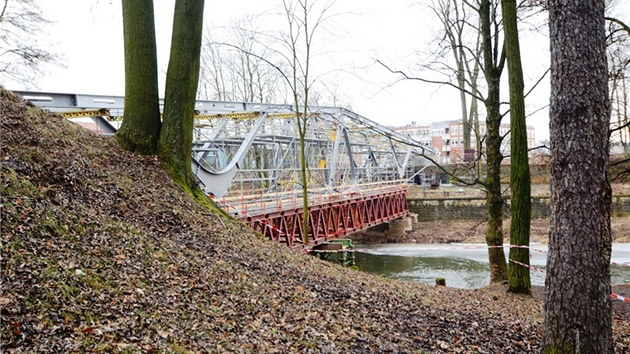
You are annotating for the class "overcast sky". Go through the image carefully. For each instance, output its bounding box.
[12,1,630,142]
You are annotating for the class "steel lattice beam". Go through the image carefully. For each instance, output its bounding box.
[239,185,409,248]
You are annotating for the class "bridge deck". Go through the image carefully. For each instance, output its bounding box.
[217,181,410,248]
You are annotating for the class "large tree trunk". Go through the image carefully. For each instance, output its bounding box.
[158,0,206,194]
[501,0,531,294]
[484,81,507,283]
[543,0,613,352]
[480,0,507,283]
[115,0,161,154]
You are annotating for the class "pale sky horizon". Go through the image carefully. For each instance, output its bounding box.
[9,1,630,143]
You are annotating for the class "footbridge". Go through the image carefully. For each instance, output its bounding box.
[15,91,439,248]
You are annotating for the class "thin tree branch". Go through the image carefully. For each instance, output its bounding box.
[376,59,486,102]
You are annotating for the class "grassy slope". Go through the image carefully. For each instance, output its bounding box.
[1,89,628,353]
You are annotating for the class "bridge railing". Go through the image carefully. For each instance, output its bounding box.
[230,180,411,248]
[216,179,411,219]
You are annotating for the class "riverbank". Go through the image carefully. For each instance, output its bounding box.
[2,89,629,352]
[350,217,630,244]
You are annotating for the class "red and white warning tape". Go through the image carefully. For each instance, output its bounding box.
[500,245,549,254]
[509,259,629,304]
[509,259,545,274]
[611,293,630,304]
[259,220,286,235]
[355,245,487,253]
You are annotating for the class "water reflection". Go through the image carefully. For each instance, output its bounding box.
[354,243,630,289]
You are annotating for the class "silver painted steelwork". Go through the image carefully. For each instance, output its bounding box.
[15,90,438,199]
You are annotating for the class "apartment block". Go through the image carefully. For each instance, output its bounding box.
[394,120,536,164]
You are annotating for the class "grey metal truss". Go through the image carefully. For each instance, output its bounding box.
[14,91,439,199]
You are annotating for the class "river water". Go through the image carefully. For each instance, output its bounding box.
[354,243,630,289]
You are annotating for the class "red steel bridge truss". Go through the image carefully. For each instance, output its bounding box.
[221,181,410,248]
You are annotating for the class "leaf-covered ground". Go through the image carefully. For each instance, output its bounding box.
[1,89,629,353]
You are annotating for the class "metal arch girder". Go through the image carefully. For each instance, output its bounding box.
[341,126,357,184]
[333,107,438,157]
[399,150,413,178]
[193,117,232,161]
[341,126,358,184]
[91,116,118,135]
[327,125,357,187]
[16,90,439,198]
[15,89,438,157]
[327,125,342,187]
[385,137,413,178]
[267,137,297,192]
[192,112,269,197]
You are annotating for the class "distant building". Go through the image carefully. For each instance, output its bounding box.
[394,120,536,164]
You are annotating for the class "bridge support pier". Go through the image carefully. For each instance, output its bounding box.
[386,216,413,237]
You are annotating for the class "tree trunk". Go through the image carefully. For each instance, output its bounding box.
[543,0,613,352]
[158,0,206,194]
[298,114,309,244]
[456,51,470,150]
[480,0,507,283]
[501,0,531,294]
[484,85,507,283]
[115,0,161,154]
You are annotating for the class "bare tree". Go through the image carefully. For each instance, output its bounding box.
[278,0,336,244]
[210,0,337,244]
[199,17,288,103]
[606,16,630,154]
[199,29,230,101]
[379,0,548,284]
[157,0,207,199]
[0,0,61,87]
[429,0,483,151]
[477,0,509,283]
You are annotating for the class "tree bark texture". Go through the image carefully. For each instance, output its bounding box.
[543,1,613,352]
[480,0,507,283]
[115,0,161,154]
[298,115,309,244]
[158,0,205,192]
[501,0,531,295]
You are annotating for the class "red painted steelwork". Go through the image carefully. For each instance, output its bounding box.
[236,186,409,248]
